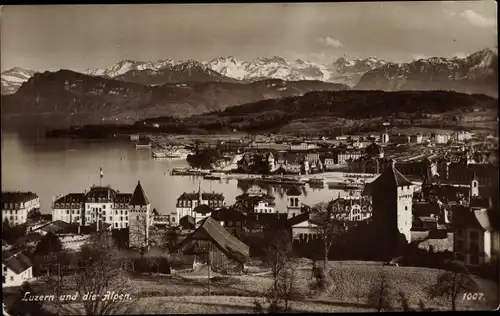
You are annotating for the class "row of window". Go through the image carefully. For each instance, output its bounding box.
[3,201,37,209]
[3,210,27,215]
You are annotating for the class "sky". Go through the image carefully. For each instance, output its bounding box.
[0,2,497,73]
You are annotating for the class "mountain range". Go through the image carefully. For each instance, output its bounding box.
[2,49,497,97]
[0,70,347,128]
[355,48,498,97]
[1,67,36,95]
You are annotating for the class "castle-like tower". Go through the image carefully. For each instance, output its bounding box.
[286,186,302,219]
[364,159,414,258]
[128,181,151,249]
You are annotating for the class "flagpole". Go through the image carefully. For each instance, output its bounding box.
[100,167,103,186]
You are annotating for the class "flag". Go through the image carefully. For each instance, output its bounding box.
[100,167,103,178]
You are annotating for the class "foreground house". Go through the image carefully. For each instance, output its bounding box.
[173,217,250,274]
[2,250,33,287]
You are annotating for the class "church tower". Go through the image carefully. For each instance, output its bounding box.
[128,181,151,250]
[285,186,302,219]
[364,159,414,258]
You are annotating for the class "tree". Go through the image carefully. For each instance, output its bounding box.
[186,148,221,169]
[367,271,393,312]
[427,261,477,311]
[33,232,64,277]
[27,208,42,221]
[311,202,346,269]
[262,231,298,312]
[7,282,45,316]
[56,231,139,315]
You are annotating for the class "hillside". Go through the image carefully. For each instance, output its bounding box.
[140,90,498,135]
[355,49,498,98]
[1,70,348,129]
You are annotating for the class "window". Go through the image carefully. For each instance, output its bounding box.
[469,231,479,241]
[2,276,5,284]
[103,205,106,209]
[120,216,123,221]
[125,216,128,221]
[109,216,112,221]
[121,210,123,215]
[469,255,479,265]
[469,242,480,254]
[10,276,14,281]
[456,240,463,250]
[115,210,118,215]
[136,216,139,221]
[102,211,106,215]
[3,266,6,272]
[115,223,118,228]
[405,206,408,211]
[66,210,70,214]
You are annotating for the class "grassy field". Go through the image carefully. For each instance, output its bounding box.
[127,260,498,313]
[33,260,498,314]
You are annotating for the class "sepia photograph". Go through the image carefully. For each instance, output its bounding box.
[1,2,498,314]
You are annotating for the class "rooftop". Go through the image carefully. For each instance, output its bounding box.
[129,181,150,206]
[2,192,38,204]
[2,250,32,274]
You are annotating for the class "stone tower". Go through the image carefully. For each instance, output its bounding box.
[285,186,302,219]
[363,159,414,259]
[128,181,151,249]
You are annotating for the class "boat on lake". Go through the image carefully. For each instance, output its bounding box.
[255,176,305,186]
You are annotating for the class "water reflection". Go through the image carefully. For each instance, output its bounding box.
[2,132,349,214]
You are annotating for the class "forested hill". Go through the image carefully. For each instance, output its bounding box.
[141,90,497,134]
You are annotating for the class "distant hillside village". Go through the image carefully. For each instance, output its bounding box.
[2,128,499,289]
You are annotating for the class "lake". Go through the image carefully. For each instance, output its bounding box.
[1,132,351,215]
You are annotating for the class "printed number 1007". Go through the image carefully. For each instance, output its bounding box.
[462,293,484,300]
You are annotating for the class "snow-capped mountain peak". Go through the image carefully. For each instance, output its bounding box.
[1,67,36,95]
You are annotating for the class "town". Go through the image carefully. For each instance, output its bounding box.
[2,127,499,313]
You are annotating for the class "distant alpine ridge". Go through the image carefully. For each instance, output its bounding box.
[1,48,497,97]
[1,67,36,95]
[355,48,498,97]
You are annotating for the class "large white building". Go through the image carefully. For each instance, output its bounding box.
[51,181,150,230]
[175,188,225,224]
[2,250,33,287]
[2,192,40,226]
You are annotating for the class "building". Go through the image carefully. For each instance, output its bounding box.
[52,186,132,229]
[362,160,414,258]
[434,133,451,144]
[286,186,303,219]
[453,207,500,266]
[391,134,411,145]
[328,194,373,221]
[2,192,40,226]
[288,212,319,242]
[173,217,250,274]
[365,142,384,159]
[2,250,33,287]
[336,150,363,165]
[454,131,472,142]
[381,132,390,144]
[211,208,247,235]
[175,187,225,224]
[410,134,423,144]
[128,181,151,249]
